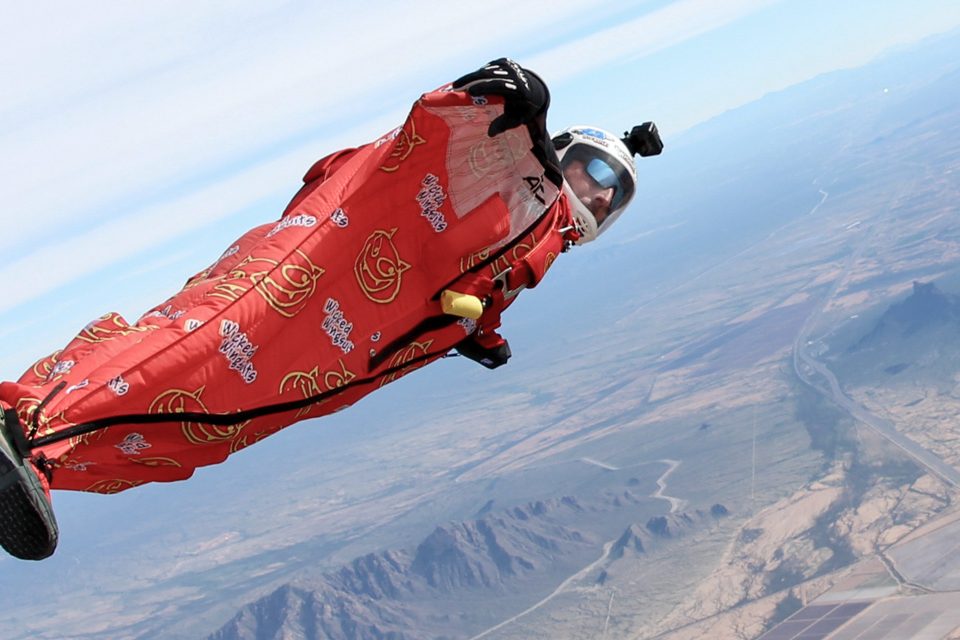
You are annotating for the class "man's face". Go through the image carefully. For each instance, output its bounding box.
[562,159,615,226]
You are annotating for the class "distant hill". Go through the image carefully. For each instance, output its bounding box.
[209,497,717,640]
[833,281,960,385]
[856,281,960,345]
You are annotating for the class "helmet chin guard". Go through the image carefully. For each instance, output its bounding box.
[560,180,600,242]
[552,123,662,244]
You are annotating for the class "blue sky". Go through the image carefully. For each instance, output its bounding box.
[2,0,960,378]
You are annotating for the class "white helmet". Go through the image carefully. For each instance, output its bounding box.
[553,126,638,244]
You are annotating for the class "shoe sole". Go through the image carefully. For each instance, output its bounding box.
[0,410,58,560]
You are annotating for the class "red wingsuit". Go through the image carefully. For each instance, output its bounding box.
[0,83,576,494]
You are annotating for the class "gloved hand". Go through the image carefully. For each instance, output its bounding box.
[452,58,551,137]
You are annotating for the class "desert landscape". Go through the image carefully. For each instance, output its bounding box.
[3,26,960,640]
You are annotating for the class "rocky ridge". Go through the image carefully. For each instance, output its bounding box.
[857,281,960,345]
[640,464,951,639]
[209,496,720,640]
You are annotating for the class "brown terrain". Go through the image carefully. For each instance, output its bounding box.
[5,31,960,640]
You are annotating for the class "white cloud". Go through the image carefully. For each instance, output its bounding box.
[1,0,616,254]
[0,0,783,317]
[0,108,406,313]
[525,0,781,81]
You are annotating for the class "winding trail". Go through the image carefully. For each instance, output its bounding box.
[469,459,688,639]
[651,459,687,514]
[468,538,618,640]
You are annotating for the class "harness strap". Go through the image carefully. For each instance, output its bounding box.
[451,204,577,350]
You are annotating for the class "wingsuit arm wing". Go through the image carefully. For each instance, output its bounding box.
[452,58,562,189]
[441,58,573,369]
[301,147,363,185]
[282,146,365,216]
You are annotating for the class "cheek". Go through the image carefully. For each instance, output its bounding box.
[565,169,591,197]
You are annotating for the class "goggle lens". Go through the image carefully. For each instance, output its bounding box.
[586,158,626,211]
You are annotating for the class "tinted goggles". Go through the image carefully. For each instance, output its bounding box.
[584,158,629,212]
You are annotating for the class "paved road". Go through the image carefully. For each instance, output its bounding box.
[796,349,960,487]
[787,204,960,488]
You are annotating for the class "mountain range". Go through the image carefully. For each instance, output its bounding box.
[210,496,721,640]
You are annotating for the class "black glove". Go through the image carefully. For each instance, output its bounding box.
[453,58,551,137]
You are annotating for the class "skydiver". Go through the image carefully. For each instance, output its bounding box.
[0,58,662,560]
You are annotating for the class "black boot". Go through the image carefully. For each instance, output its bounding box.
[0,408,58,560]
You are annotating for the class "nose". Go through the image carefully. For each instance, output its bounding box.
[592,187,614,208]
[590,187,614,222]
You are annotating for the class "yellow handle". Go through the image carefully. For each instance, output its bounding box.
[440,290,484,320]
